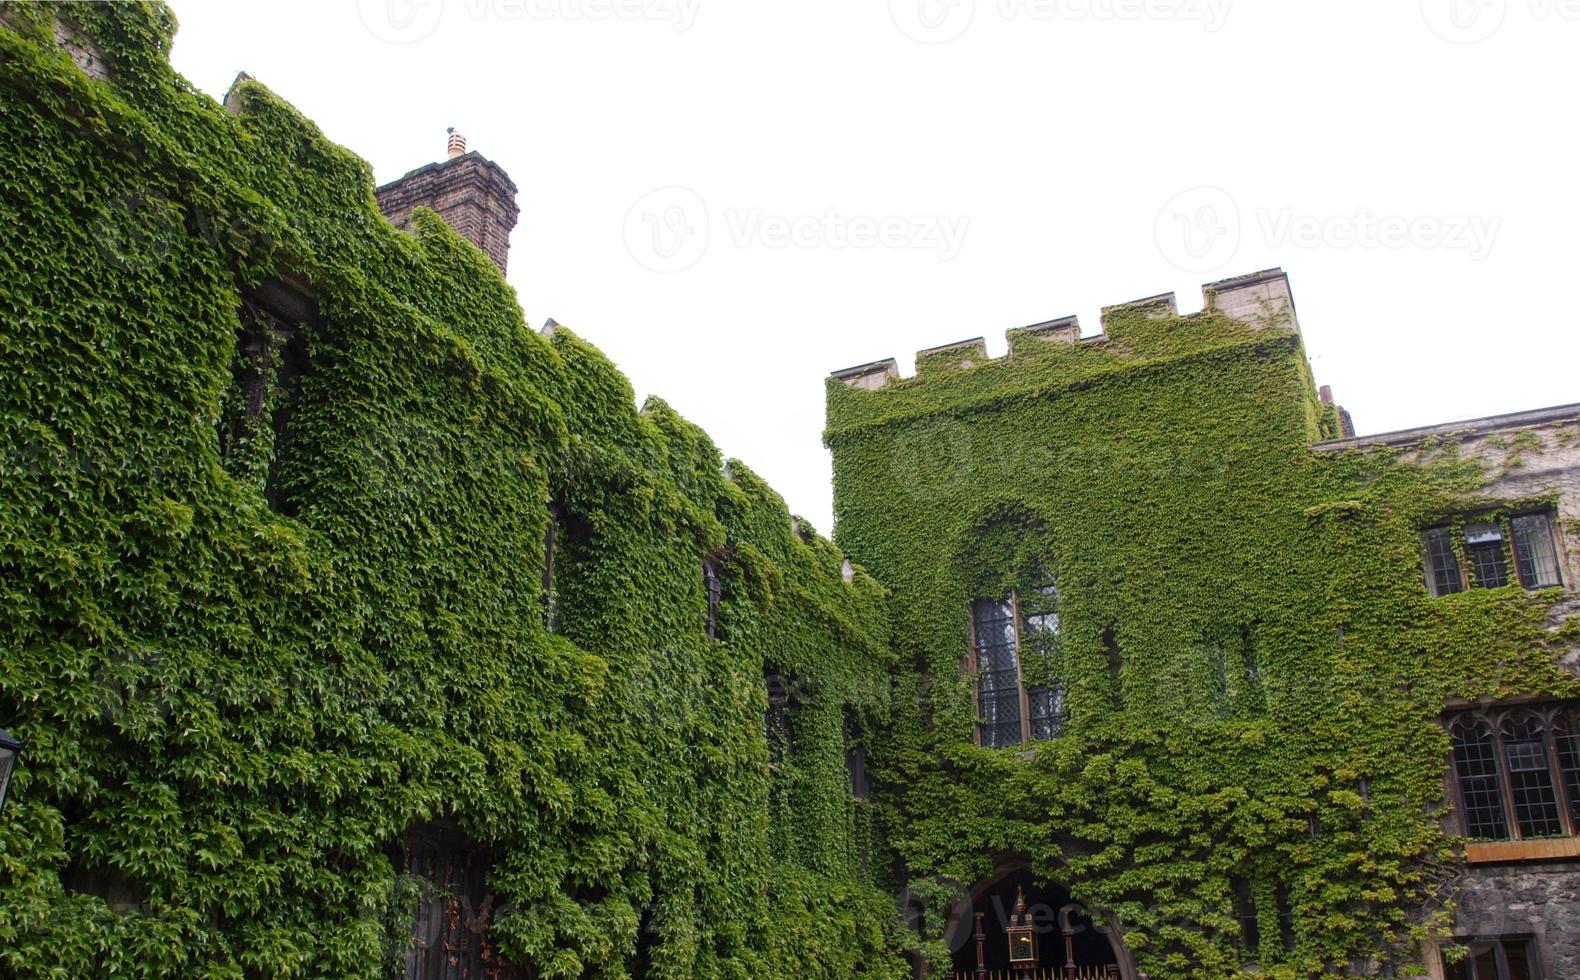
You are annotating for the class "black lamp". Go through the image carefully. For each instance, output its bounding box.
[0,728,23,815]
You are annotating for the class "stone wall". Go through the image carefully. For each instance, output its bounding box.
[1435,863,1580,979]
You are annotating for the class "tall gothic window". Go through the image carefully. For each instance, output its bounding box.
[217,280,313,514]
[703,554,722,641]
[399,825,524,980]
[1447,702,1580,842]
[765,670,795,765]
[969,567,1064,748]
[542,503,590,635]
[845,712,870,800]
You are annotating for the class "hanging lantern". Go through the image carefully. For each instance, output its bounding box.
[1006,887,1039,967]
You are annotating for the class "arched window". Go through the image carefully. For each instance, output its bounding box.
[968,566,1064,748]
[218,279,315,515]
[1557,709,1580,828]
[1447,703,1580,842]
[1450,716,1509,841]
[1500,710,1563,839]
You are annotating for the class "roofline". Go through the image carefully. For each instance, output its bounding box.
[1204,268,1287,292]
[915,336,986,358]
[375,150,519,194]
[829,358,899,381]
[1314,402,1580,452]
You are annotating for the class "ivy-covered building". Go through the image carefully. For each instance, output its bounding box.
[1,4,1578,980]
[826,274,1580,980]
[0,4,898,978]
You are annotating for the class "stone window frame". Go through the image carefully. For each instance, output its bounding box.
[1445,701,1580,845]
[219,279,315,516]
[1422,508,1566,598]
[1439,935,1544,980]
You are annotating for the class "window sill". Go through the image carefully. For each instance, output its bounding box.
[1463,837,1580,864]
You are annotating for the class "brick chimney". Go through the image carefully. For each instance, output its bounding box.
[1319,385,1357,438]
[376,129,520,275]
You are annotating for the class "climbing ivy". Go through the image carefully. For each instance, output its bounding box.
[826,304,1580,978]
[0,3,905,977]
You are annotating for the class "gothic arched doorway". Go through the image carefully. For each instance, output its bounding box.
[945,867,1128,979]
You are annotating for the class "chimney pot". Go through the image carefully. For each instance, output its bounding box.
[447,127,467,159]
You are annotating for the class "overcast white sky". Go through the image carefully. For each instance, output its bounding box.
[166,0,1579,534]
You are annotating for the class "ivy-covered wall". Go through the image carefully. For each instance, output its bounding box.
[826,299,1580,978]
[0,4,906,977]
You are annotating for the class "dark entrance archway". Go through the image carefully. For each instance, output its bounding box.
[946,867,1124,978]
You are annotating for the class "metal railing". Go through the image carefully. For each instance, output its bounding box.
[946,969,1118,980]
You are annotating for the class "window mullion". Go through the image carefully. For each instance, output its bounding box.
[1511,517,1530,589]
[1490,722,1523,841]
[1447,726,1474,838]
[1503,516,1517,589]
[1012,590,1031,745]
[967,603,982,747]
[1543,719,1576,838]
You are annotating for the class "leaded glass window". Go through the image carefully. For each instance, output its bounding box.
[1424,526,1464,597]
[969,568,1065,748]
[1511,513,1562,588]
[1020,569,1065,742]
[972,599,1022,748]
[1452,718,1509,841]
[1447,703,1580,842]
[1026,685,1064,742]
[1424,511,1565,596]
[1502,712,1563,838]
[1465,522,1510,588]
[1555,711,1580,829]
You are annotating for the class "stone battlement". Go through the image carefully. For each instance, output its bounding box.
[829,268,1299,391]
